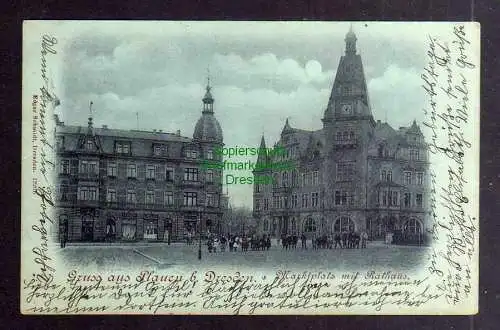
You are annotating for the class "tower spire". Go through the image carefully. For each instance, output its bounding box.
[345,24,357,55]
[202,69,214,113]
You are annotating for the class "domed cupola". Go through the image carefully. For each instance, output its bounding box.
[193,79,223,143]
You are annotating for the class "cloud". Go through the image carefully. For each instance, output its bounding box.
[57,22,436,208]
[367,64,425,128]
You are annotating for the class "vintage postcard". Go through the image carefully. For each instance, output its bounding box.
[21,21,480,314]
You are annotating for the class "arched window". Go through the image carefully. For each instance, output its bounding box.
[387,170,392,182]
[273,173,279,188]
[304,218,316,233]
[403,219,422,234]
[381,170,387,181]
[333,216,355,233]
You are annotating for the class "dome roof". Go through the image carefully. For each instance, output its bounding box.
[193,112,223,142]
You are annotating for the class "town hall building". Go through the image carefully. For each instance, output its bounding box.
[252,28,430,244]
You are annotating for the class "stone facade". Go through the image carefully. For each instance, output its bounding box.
[55,84,225,242]
[252,28,430,244]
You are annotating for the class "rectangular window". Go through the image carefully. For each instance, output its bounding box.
[80,160,88,173]
[78,187,88,200]
[107,163,117,177]
[301,173,307,187]
[335,191,341,205]
[382,190,388,206]
[207,193,213,206]
[60,159,70,174]
[207,150,213,160]
[311,192,319,207]
[409,148,420,160]
[127,190,136,203]
[153,145,162,156]
[302,194,308,208]
[404,171,412,185]
[312,171,319,185]
[273,196,278,209]
[164,191,174,205]
[166,168,174,181]
[146,191,155,204]
[127,164,137,178]
[390,191,399,206]
[255,199,260,210]
[341,191,348,205]
[184,168,199,181]
[86,140,94,150]
[183,192,197,206]
[107,189,116,202]
[336,162,355,181]
[206,170,214,183]
[116,142,131,154]
[264,198,269,210]
[89,161,98,174]
[416,172,424,185]
[146,165,155,179]
[404,193,411,207]
[292,194,298,208]
[186,150,197,159]
[416,193,423,208]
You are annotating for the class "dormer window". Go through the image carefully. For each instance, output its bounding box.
[116,141,131,154]
[206,149,213,160]
[154,145,162,156]
[86,140,94,150]
[56,136,64,150]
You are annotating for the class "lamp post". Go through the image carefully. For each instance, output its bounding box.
[198,206,202,260]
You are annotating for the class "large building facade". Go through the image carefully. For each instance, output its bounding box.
[55,83,225,242]
[252,29,430,244]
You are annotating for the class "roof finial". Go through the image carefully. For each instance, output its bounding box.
[88,101,94,128]
[206,66,211,92]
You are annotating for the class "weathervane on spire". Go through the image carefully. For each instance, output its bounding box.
[206,66,211,92]
[88,101,94,128]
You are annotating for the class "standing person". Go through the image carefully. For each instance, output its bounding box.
[60,217,68,248]
[361,231,368,249]
[301,233,307,249]
[341,231,347,249]
[334,232,341,249]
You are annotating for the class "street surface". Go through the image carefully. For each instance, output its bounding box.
[55,239,430,272]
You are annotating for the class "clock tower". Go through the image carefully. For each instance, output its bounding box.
[321,26,376,232]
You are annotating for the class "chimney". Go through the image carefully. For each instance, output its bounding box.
[159,129,163,133]
[176,130,181,136]
[377,120,381,124]
[153,129,157,133]
[102,125,108,129]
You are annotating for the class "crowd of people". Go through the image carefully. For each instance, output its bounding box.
[206,234,272,253]
[198,231,369,253]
